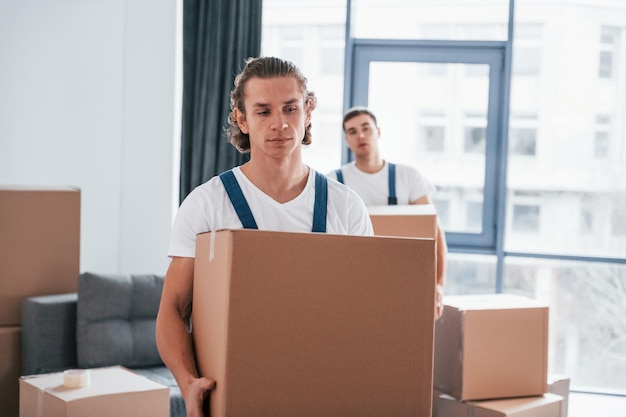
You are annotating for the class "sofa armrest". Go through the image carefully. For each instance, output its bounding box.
[21,293,78,375]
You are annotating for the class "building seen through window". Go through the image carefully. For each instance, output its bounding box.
[263,0,626,394]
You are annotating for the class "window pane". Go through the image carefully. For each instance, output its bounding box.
[351,0,509,41]
[509,2,626,259]
[446,253,497,295]
[503,258,626,393]
[367,62,490,234]
[261,0,347,174]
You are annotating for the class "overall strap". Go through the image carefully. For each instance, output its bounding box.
[388,162,397,205]
[312,171,328,233]
[335,169,344,184]
[219,170,258,229]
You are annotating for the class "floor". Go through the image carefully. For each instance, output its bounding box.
[569,392,626,417]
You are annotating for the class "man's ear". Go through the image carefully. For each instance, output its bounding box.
[234,108,248,134]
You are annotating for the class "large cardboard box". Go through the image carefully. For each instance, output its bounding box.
[435,294,549,401]
[19,366,169,417]
[0,187,81,326]
[193,229,437,417]
[437,392,563,417]
[368,204,437,239]
[0,326,21,417]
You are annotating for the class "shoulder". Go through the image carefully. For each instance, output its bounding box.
[326,163,354,179]
[179,175,227,210]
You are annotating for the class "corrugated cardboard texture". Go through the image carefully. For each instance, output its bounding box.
[0,187,81,326]
[435,294,549,401]
[194,230,436,417]
[368,204,437,239]
[19,366,169,417]
[437,392,563,417]
[0,327,21,417]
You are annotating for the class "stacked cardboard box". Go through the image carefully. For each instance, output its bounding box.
[368,204,438,239]
[0,187,81,417]
[433,294,568,417]
[192,229,437,417]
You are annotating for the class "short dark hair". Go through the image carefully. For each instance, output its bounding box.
[227,56,318,153]
[342,106,378,131]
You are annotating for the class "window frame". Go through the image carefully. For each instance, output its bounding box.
[345,39,509,253]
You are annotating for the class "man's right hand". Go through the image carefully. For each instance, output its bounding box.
[184,376,216,417]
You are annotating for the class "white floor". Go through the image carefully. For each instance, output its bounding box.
[569,392,626,417]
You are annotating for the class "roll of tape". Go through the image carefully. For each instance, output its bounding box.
[63,369,91,388]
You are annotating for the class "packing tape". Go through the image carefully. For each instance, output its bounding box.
[63,369,91,388]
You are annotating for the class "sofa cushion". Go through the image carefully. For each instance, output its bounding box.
[76,272,164,368]
[22,293,78,375]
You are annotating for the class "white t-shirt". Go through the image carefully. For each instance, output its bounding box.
[168,166,374,258]
[327,161,436,206]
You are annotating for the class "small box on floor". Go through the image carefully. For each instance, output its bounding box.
[19,366,169,417]
[435,294,549,401]
[437,392,564,417]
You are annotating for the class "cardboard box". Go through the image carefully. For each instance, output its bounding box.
[437,392,563,417]
[193,229,437,417]
[368,204,437,239]
[548,375,570,417]
[434,294,549,401]
[19,366,169,417]
[0,326,21,417]
[0,187,81,326]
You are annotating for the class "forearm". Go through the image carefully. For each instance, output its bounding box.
[156,307,199,393]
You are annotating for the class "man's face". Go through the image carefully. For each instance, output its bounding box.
[236,76,309,160]
[343,113,380,158]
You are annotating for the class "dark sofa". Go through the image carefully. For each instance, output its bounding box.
[21,272,185,417]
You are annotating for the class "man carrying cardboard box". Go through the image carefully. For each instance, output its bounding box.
[156,57,374,417]
[328,106,448,317]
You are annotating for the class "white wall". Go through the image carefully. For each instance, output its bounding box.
[0,0,180,275]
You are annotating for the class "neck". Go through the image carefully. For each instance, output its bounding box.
[240,159,309,203]
[354,152,384,174]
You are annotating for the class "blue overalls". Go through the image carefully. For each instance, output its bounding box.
[219,169,328,233]
[335,162,397,205]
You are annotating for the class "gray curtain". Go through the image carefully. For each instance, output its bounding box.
[180,0,262,203]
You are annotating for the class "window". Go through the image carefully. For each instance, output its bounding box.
[466,201,483,232]
[512,24,543,76]
[464,115,486,154]
[263,0,626,396]
[599,26,619,79]
[261,0,347,174]
[420,113,446,152]
[512,204,540,232]
[579,194,594,235]
[320,26,345,75]
[594,115,611,158]
[510,127,537,156]
[611,197,626,237]
[504,259,626,392]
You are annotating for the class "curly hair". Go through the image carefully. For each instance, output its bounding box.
[227,56,318,153]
